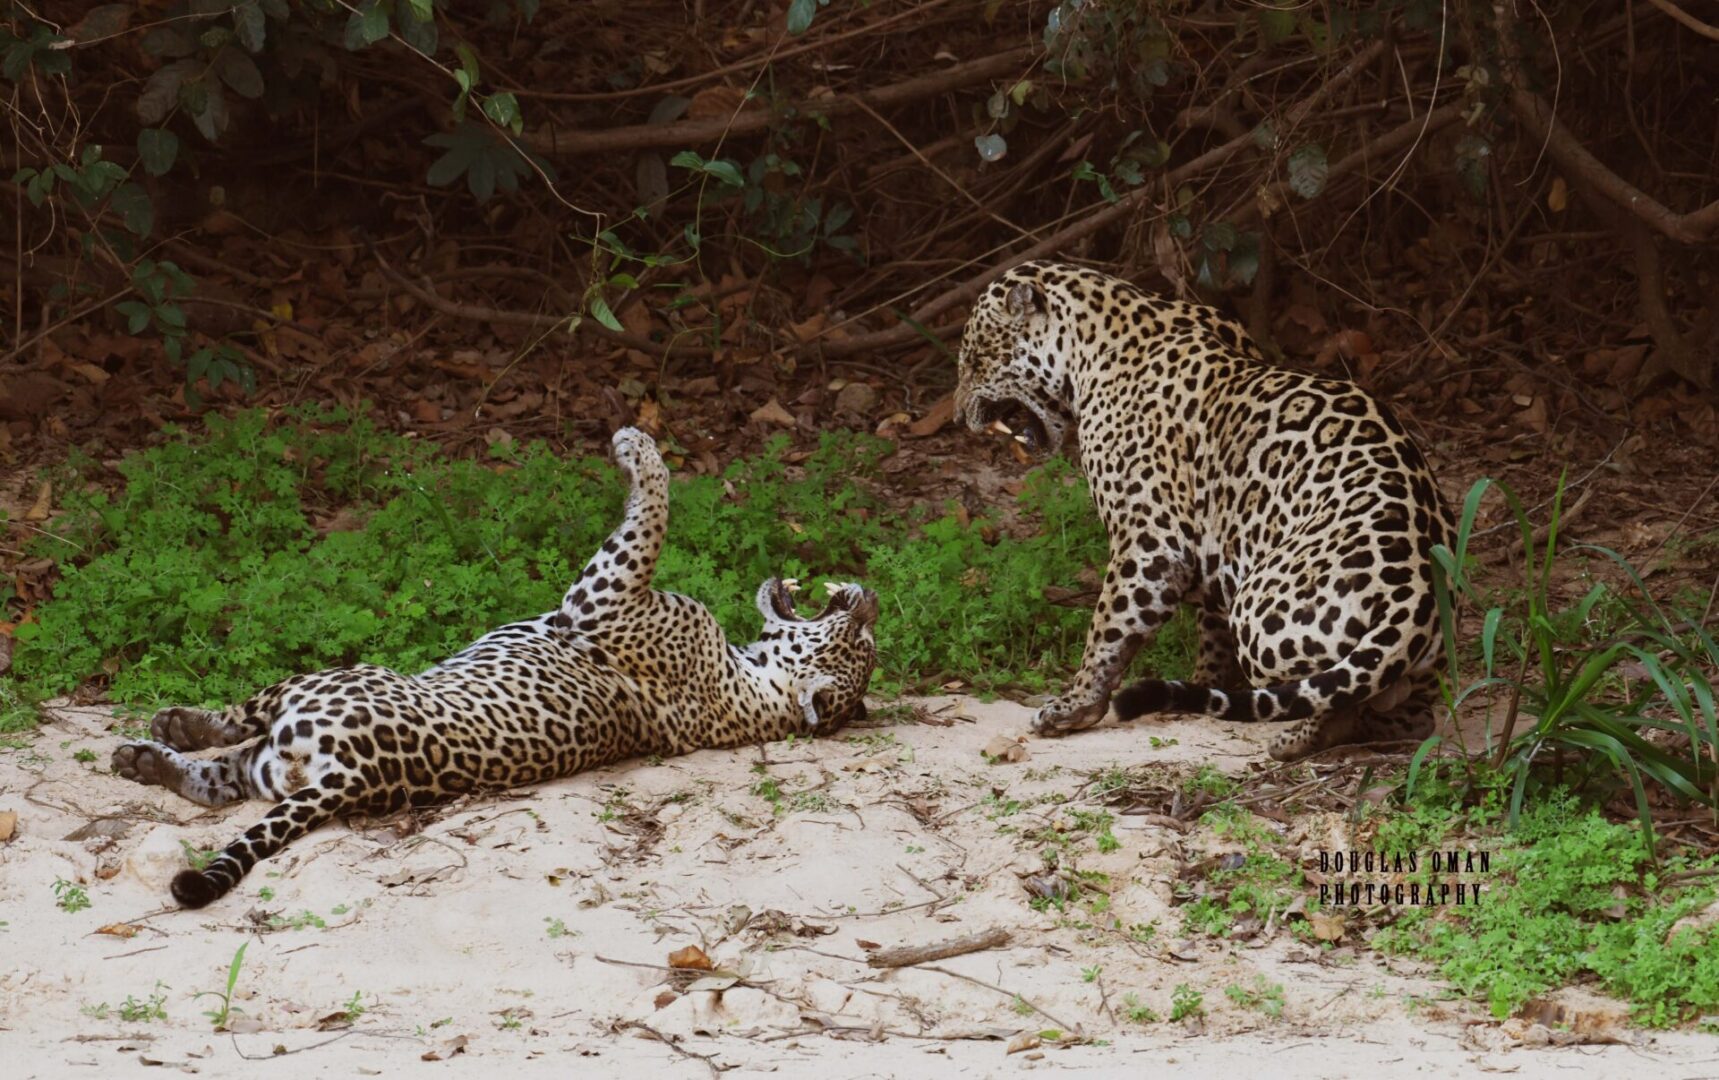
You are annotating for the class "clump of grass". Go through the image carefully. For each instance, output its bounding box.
[1417,474,1718,842]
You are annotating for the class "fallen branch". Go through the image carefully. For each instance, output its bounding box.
[815,39,1389,357]
[522,47,1036,157]
[865,927,1010,969]
[1506,87,1719,245]
[1644,0,1719,42]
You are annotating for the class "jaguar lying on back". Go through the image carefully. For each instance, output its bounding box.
[113,427,879,908]
[955,260,1451,760]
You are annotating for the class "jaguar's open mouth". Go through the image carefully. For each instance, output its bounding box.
[977,396,1053,456]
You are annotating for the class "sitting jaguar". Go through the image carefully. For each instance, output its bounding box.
[955,260,1451,761]
[113,427,879,908]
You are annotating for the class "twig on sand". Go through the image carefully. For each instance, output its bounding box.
[865,927,1010,969]
[613,1020,731,1077]
[917,964,1079,1035]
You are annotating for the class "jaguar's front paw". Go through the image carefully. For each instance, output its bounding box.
[1030,695,1108,736]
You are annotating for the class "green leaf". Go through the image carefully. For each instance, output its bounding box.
[155,303,187,329]
[137,128,179,177]
[701,159,744,187]
[137,59,196,124]
[215,50,265,100]
[467,150,497,202]
[669,149,705,171]
[1287,143,1328,199]
[588,295,623,333]
[1202,221,1238,252]
[110,182,155,237]
[343,0,391,50]
[786,0,819,35]
[482,92,522,135]
[140,26,196,58]
[399,0,438,54]
[1258,7,1296,45]
[232,0,266,51]
[407,0,434,19]
[188,80,231,142]
[116,300,152,334]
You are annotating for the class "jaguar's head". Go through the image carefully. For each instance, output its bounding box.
[954,265,1075,458]
[752,578,880,733]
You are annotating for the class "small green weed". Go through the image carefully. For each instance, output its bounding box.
[544,917,576,939]
[1121,992,1158,1024]
[119,982,170,1023]
[196,942,248,1029]
[1169,983,1204,1022]
[52,878,90,913]
[267,909,328,931]
[178,840,217,870]
[1225,977,1285,1019]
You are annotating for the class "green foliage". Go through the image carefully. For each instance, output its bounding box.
[1417,475,1719,843]
[118,982,171,1023]
[12,409,1181,715]
[1169,983,1204,1022]
[1379,798,1719,1026]
[1225,976,1286,1018]
[195,942,249,1029]
[1179,806,1303,938]
[53,877,91,913]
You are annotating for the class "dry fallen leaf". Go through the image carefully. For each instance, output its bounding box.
[421,1034,469,1061]
[96,923,140,939]
[25,481,51,521]
[1308,909,1346,942]
[667,944,713,970]
[748,398,796,427]
[0,809,16,842]
[1006,1032,1042,1054]
[982,736,1029,764]
[906,393,955,438]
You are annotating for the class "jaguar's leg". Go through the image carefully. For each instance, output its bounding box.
[1034,544,1192,735]
[111,741,257,807]
[1188,588,1245,690]
[559,427,669,631]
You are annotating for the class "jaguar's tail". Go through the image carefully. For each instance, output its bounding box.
[172,784,341,909]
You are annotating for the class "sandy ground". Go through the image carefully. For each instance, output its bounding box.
[3,696,1716,1079]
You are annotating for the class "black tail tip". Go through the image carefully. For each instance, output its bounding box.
[170,869,222,909]
[1111,679,1171,720]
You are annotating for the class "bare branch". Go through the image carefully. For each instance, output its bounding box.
[521,47,1036,157]
[1507,87,1719,245]
[1643,0,1719,41]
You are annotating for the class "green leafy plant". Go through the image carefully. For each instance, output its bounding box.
[53,878,91,913]
[1225,976,1285,1019]
[12,410,1188,721]
[1169,983,1204,1022]
[196,942,249,1030]
[119,982,171,1023]
[1415,475,1719,844]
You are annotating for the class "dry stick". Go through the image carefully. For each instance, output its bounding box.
[917,964,1077,1034]
[517,0,964,102]
[811,38,1390,358]
[866,927,1010,969]
[522,47,1036,156]
[368,248,709,358]
[1643,0,1719,40]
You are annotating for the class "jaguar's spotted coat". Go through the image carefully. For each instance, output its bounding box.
[113,428,879,907]
[955,260,1451,760]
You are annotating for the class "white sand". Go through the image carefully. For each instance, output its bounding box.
[3,697,1714,1078]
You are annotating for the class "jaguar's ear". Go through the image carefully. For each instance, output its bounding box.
[796,674,837,729]
[1004,281,1044,323]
